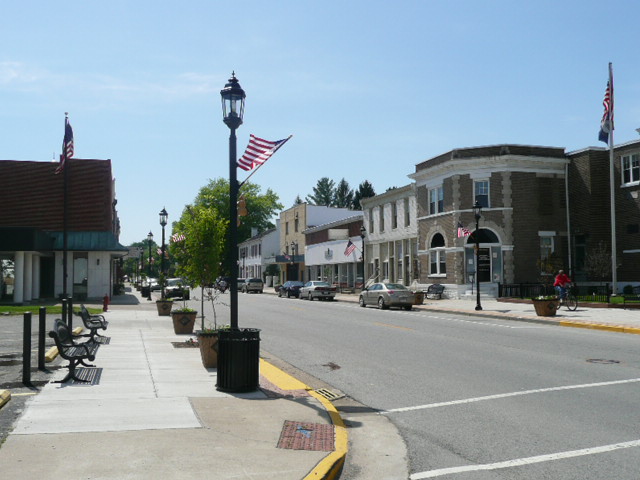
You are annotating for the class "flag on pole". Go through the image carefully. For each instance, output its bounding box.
[171,233,186,243]
[344,240,357,256]
[598,63,614,144]
[237,134,291,171]
[55,115,74,174]
[457,222,471,238]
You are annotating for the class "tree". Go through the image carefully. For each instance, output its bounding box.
[353,180,376,210]
[334,178,354,209]
[293,195,303,206]
[306,177,336,206]
[189,177,283,275]
[585,241,612,284]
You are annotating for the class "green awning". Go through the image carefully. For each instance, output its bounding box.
[49,231,128,253]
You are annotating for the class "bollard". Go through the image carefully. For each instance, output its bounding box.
[67,296,73,330]
[38,307,46,370]
[62,298,67,327]
[23,312,32,386]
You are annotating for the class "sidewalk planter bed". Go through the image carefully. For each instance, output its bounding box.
[171,309,197,334]
[532,297,559,317]
[196,330,219,368]
[156,299,174,316]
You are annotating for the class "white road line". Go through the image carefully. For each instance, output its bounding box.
[382,377,640,414]
[410,439,640,479]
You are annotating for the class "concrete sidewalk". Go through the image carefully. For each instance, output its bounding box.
[0,299,346,480]
[331,291,640,334]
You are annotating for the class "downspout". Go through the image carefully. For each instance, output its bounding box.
[565,160,572,277]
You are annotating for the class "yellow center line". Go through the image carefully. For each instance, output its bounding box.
[374,322,414,331]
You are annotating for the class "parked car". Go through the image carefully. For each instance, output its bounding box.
[359,282,415,310]
[165,278,190,299]
[148,278,161,291]
[278,281,304,298]
[237,278,246,291]
[242,277,264,293]
[300,281,337,301]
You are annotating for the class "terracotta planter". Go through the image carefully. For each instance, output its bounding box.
[532,299,559,317]
[196,331,219,368]
[171,311,197,334]
[156,300,174,316]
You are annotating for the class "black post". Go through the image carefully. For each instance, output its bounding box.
[67,295,73,329]
[161,227,165,299]
[147,232,153,301]
[23,312,32,386]
[229,125,239,329]
[38,307,46,370]
[61,298,67,323]
[474,201,483,311]
[360,225,366,289]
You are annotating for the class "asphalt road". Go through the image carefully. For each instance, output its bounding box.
[203,291,640,480]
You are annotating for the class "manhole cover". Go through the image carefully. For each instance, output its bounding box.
[586,359,620,364]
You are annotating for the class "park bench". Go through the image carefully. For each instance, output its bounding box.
[75,304,109,342]
[622,286,640,308]
[425,284,445,300]
[49,319,100,383]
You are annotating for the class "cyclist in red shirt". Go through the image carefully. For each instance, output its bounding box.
[554,270,572,299]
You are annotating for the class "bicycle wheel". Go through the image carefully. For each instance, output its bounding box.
[566,294,578,311]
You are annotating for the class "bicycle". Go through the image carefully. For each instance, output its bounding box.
[556,285,578,311]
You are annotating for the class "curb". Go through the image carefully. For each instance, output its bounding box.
[260,359,347,480]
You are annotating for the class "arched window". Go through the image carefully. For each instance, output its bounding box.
[429,233,446,275]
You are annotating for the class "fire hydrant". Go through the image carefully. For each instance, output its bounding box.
[102,294,110,312]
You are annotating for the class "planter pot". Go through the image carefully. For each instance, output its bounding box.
[532,299,559,317]
[171,311,197,334]
[196,331,219,368]
[156,300,174,316]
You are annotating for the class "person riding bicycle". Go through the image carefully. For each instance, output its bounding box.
[554,270,572,300]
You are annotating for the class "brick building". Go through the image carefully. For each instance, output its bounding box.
[0,159,126,303]
[407,142,640,297]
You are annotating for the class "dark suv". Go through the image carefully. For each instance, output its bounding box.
[278,281,304,298]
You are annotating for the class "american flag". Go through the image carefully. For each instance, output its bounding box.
[237,134,291,171]
[55,116,74,174]
[171,233,186,243]
[457,222,471,238]
[344,240,356,256]
[599,63,614,144]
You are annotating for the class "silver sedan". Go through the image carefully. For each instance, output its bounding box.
[359,282,415,310]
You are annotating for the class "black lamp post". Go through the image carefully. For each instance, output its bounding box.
[360,225,366,289]
[159,208,168,299]
[221,72,245,330]
[290,241,296,280]
[147,231,153,301]
[241,249,246,278]
[473,200,483,311]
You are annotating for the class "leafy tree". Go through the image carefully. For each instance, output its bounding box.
[353,180,376,210]
[306,177,336,206]
[585,241,612,284]
[189,177,282,275]
[334,178,354,209]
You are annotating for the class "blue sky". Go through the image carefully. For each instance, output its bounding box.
[3,1,640,246]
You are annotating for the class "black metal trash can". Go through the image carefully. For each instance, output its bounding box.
[140,285,150,297]
[216,328,261,393]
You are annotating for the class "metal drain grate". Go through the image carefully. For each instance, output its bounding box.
[314,388,344,401]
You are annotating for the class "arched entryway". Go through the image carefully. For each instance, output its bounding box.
[465,229,501,283]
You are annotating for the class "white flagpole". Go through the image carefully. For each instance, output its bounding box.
[607,62,617,294]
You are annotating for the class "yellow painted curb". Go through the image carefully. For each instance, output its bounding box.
[559,321,636,334]
[45,326,86,362]
[259,359,348,480]
[0,389,11,409]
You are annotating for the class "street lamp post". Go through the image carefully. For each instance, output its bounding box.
[147,231,153,301]
[360,225,366,290]
[221,72,245,330]
[159,208,168,299]
[241,249,246,278]
[473,201,483,311]
[290,241,296,280]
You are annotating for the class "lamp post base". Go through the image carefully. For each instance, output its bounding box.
[475,305,483,311]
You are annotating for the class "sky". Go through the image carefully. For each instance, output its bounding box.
[3,1,640,246]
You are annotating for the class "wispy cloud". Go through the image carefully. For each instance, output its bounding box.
[0,61,223,104]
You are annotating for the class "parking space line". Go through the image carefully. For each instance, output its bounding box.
[382,377,640,414]
[410,439,640,479]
